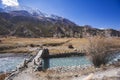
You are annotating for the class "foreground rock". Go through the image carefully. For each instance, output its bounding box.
[5,49,49,80]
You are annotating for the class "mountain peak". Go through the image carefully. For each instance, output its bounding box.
[0,5,120,38]
[0,5,77,25]
[1,5,64,19]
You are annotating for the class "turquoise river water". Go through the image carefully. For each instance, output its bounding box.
[0,53,120,73]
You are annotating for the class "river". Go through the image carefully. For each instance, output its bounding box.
[0,53,120,73]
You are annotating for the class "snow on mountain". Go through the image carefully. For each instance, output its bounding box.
[3,6,45,17]
[1,5,64,20]
[0,5,76,27]
[0,8,4,12]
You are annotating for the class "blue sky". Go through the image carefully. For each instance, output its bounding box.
[0,0,120,30]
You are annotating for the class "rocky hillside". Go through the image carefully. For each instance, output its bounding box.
[0,6,120,38]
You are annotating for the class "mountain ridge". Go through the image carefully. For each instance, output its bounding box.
[0,6,120,38]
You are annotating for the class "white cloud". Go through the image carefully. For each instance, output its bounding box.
[1,0,19,7]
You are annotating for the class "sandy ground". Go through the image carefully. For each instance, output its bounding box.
[12,69,40,80]
[6,67,120,80]
[72,67,120,80]
[5,64,120,80]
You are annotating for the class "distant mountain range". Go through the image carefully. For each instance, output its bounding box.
[0,6,120,38]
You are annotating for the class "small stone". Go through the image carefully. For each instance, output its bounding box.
[74,75,78,77]
[106,64,110,67]
[118,59,120,61]
[117,71,120,75]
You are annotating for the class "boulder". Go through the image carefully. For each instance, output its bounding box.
[16,59,28,71]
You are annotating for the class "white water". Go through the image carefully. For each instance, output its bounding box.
[0,57,25,73]
[109,53,120,64]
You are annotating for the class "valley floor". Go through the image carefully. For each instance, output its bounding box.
[0,37,89,54]
[0,37,120,55]
[0,37,120,80]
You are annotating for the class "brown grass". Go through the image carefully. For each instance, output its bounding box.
[0,73,10,80]
[0,37,88,54]
[0,37,120,55]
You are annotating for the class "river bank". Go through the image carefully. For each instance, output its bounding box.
[0,51,120,73]
[4,61,120,80]
[0,53,30,58]
[2,49,120,80]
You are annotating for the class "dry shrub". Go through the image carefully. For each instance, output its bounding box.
[68,44,74,49]
[85,36,112,67]
[29,44,35,47]
[0,40,2,43]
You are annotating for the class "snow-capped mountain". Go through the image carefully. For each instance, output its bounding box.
[0,8,4,12]
[1,5,76,25]
[0,5,79,37]
[0,5,119,38]
[1,5,64,20]
[2,6,47,17]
